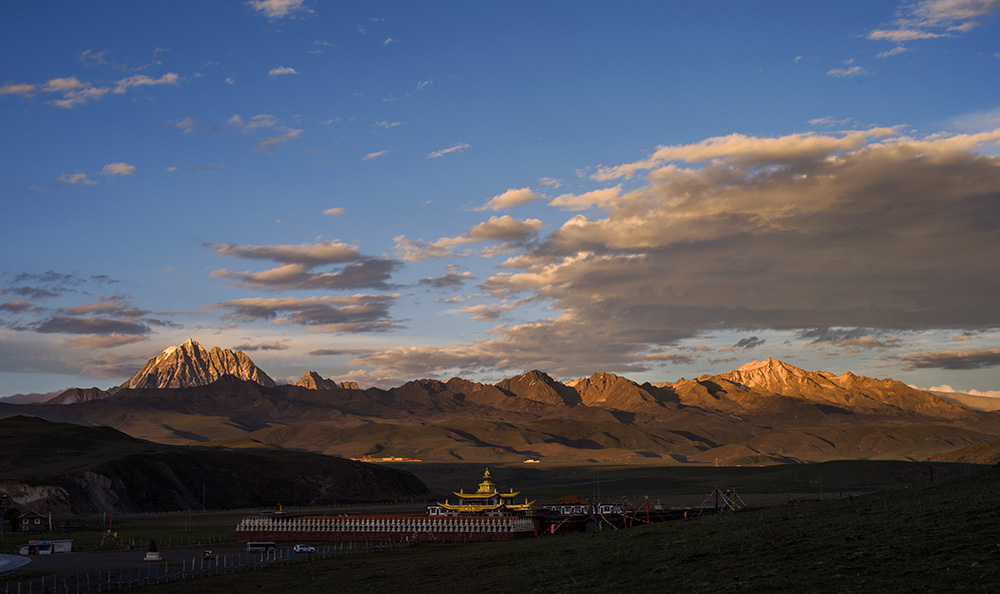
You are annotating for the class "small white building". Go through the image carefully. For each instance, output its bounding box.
[18,539,73,555]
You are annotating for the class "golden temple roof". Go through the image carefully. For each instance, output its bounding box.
[438,468,534,513]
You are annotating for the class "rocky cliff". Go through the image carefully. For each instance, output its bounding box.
[120,339,275,389]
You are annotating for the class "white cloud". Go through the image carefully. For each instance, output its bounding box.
[255,129,302,151]
[929,384,1000,398]
[43,77,109,109]
[808,116,853,127]
[876,46,910,58]
[268,66,298,77]
[476,187,542,211]
[461,216,545,243]
[210,240,361,265]
[375,120,401,129]
[484,129,1000,341]
[112,73,179,94]
[78,49,113,68]
[226,113,300,150]
[416,79,432,91]
[394,216,544,261]
[18,72,179,109]
[363,150,390,161]
[276,126,1000,379]
[211,261,396,292]
[827,65,871,78]
[459,303,514,321]
[868,0,1000,42]
[549,187,623,211]
[102,163,136,176]
[43,77,87,92]
[246,0,313,19]
[228,114,279,132]
[593,128,899,181]
[385,128,996,377]
[349,311,665,380]
[173,116,198,134]
[56,172,98,186]
[868,29,944,41]
[0,82,35,97]
[427,143,470,159]
[323,207,346,216]
[209,240,399,292]
[214,294,400,333]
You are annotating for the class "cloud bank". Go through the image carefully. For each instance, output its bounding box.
[363,128,1000,379]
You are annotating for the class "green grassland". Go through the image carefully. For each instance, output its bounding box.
[397,459,985,504]
[116,463,1000,594]
[0,508,244,554]
[3,460,982,555]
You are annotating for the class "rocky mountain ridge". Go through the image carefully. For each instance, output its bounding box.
[296,371,359,390]
[5,345,997,465]
[119,338,275,389]
[93,342,989,421]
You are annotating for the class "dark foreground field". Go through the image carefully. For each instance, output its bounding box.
[120,463,999,594]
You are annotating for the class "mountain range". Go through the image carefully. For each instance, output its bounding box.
[1,339,998,466]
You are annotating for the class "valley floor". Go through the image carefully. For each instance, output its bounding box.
[5,462,996,594]
[136,465,1000,593]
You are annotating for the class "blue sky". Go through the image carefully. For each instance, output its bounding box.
[2,0,999,397]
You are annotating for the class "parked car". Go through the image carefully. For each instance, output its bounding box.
[202,550,216,560]
[293,544,316,554]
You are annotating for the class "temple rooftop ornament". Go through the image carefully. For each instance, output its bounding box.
[437,468,534,515]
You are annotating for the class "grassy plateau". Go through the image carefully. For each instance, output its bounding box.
[88,462,1000,593]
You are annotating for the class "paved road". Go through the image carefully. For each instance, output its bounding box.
[0,553,31,573]
[7,543,305,578]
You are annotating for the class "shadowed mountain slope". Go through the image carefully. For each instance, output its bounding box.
[45,386,110,405]
[0,416,428,514]
[496,370,582,407]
